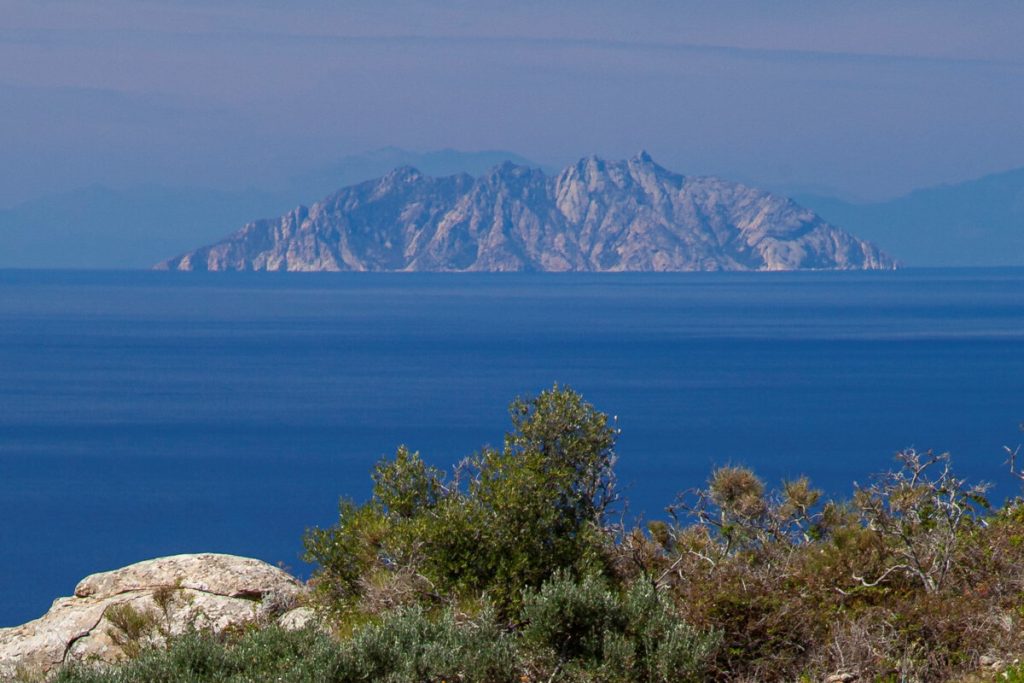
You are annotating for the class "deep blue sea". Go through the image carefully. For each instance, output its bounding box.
[2,269,1023,626]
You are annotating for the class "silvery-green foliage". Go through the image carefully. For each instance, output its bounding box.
[337,605,520,683]
[521,572,720,682]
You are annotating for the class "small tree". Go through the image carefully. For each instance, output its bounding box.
[667,466,829,565]
[304,384,621,614]
[851,449,990,594]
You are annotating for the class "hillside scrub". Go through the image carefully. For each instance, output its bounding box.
[55,385,1024,682]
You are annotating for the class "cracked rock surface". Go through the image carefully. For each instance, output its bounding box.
[0,554,306,679]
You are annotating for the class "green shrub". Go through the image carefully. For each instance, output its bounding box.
[521,571,623,664]
[615,580,720,682]
[54,626,343,682]
[103,603,161,659]
[337,605,520,683]
[56,610,520,683]
[521,572,719,682]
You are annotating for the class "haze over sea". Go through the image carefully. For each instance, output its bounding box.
[2,269,1023,626]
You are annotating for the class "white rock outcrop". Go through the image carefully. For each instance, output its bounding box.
[0,554,307,679]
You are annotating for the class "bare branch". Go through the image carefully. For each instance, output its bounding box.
[852,564,915,588]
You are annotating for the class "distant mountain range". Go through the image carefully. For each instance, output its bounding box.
[156,153,892,272]
[795,167,1024,267]
[0,185,289,270]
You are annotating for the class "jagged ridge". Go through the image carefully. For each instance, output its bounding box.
[155,153,894,272]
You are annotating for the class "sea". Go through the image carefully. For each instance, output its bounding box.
[2,268,1023,626]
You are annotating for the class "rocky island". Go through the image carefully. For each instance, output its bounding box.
[156,153,893,272]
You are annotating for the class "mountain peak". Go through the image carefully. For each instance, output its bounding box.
[632,150,654,164]
[489,159,528,175]
[382,165,423,182]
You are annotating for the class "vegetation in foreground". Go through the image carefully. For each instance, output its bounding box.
[53,386,1024,682]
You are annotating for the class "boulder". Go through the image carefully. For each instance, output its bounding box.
[0,554,306,679]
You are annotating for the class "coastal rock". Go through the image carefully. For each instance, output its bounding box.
[0,554,305,679]
[156,153,894,273]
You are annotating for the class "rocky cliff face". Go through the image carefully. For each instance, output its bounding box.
[156,153,894,272]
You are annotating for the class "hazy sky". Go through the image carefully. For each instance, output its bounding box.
[2,0,1023,204]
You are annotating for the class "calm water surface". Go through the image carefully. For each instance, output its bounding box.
[1,269,1023,625]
